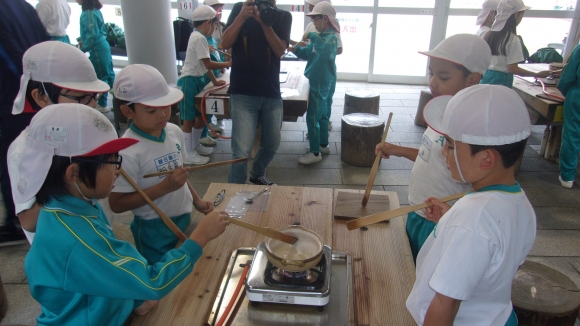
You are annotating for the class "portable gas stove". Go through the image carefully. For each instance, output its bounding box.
[246,242,332,306]
[208,244,354,325]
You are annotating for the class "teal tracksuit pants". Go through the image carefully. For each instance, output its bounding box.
[307,82,331,152]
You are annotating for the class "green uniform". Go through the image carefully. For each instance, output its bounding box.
[293,29,338,152]
[80,9,115,107]
[25,195,202,325]
[557,44,580,182]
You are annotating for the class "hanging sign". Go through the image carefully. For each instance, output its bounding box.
[179,1,194,10]
[205,98,225,115]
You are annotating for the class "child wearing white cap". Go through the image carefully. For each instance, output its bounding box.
[480,0,550,88]
[177,5,232,165]
[36,0,72,43]
[21,103,229,325]
[109,64,217,264]
[475,0,500,38]
[288,1,339,164]
[406,84,536,326]
[290,0,343,133]
[376,34,491,262]
[8,40,110,244]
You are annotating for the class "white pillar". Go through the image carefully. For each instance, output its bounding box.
[120,0,178,84]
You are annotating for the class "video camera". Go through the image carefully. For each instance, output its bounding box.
[249,0,280,27]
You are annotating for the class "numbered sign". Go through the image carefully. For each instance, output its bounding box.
[114,7,122,16]
[179,1,193,10]
[205,98,225,115]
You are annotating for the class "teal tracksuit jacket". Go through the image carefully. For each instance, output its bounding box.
[294,29,337,152]
[25,195,202,325]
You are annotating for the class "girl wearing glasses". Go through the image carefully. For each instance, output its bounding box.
[8,41,110,244]
[18,104,229,325]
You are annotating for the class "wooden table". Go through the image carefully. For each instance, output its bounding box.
[194,61,310,122]
[512,64,565,161]
[129,183,416,325]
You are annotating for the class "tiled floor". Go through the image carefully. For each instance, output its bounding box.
[1,81,580,325]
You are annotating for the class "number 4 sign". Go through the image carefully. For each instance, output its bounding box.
[205,98,225,115]
[179,1,193,10]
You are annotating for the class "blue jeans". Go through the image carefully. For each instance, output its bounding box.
[228,94,283,184]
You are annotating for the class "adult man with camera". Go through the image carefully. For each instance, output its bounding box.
[222,0,292,185]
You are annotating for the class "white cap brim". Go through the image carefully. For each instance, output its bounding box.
[476,9,492,25]
[491,6,531,31]
[422,95,453,136]
[53,79,110,94]
[139,87,184,107]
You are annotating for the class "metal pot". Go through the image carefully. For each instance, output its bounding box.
[264,226,324,272]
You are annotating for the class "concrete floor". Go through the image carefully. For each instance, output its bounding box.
[1,81,580,325]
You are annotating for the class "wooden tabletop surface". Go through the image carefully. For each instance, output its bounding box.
[129,183,416,325]
[513,63,563,123]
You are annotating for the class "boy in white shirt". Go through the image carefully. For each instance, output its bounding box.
[109,64,215,264]
[406,84,536,326]
[177,5,231,165]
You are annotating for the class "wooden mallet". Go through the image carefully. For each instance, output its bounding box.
[361,112,393,207]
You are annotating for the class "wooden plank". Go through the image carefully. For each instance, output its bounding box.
[333,189,416,326]
[513,76,560,122]
[130,183,333,326]
[334,192,390,220]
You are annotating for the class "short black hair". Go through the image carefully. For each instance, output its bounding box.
[193,19,210,27]
[35,154,115,205]
[81,0,103,11]
[117,99,135,111]
[25,80,62,111]
[469,138,528,168]
[451,62,474,78]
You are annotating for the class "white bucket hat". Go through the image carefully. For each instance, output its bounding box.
[476,0,501,25]
[12,41,110,115]
[491,0,531,31]
[423,84,531,146]
[305,0,331,5]
[191,5,216,22]
[419,34,491,75]
[113,64,183,107]
[306,2,340,33]
[12,103,138,204]
[204,0,224,6]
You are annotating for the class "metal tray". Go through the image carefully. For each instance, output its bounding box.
[208,247,354,326]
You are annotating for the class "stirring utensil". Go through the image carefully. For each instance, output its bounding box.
[245,188,268,203]
[228,218,298,244]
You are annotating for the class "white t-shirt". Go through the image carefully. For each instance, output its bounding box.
[180,31,211,78]
[406,185,536,326]
[408,127,471,217]
[303,23,343,48]
[113,123,193,220]
[7,130,36,243]
[488,33,524,73]
[476,26,490,38]
[36,0,71,37]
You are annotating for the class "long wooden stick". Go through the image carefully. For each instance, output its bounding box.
[347,191,467,230]
[362,113,393,207]
[119,169,187,243]
[228,218,297,244]
[217,49,231,57]
[143,158,247,178]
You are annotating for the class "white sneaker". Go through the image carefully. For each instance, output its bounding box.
[208,122,224,133]
[328,121,333,131]
[95,105,110,113]
[209,131,219,139]
[217,119,226,129]
[199,136,217,146]
[184,152,210,165]
[305,146,330,154]
[299,152,322,165]
[196,144,214,155]
[559,175,573,189]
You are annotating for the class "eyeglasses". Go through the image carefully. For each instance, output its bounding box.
[311,16,322,22]
[73,155,123,170]
[213,189,226,207]
[57,92,102,105]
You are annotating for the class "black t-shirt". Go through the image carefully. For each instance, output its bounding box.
[225,2,292,99]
